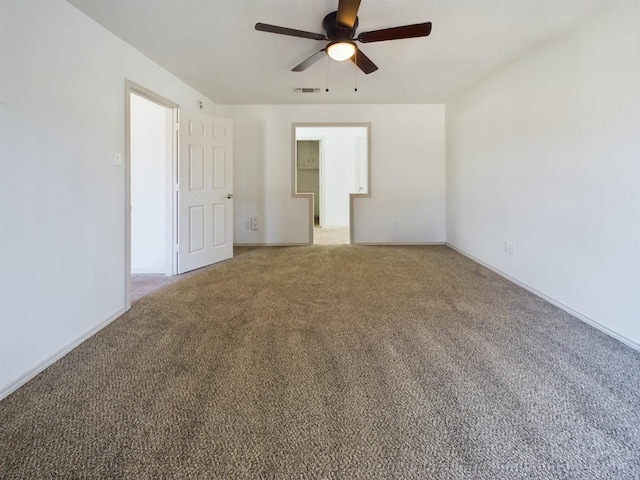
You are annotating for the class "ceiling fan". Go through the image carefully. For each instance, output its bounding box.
[255,0,432,74]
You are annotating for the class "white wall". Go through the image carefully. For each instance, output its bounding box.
[131,94,170,274]
[446,3,640,347]
[297,127,367,228]
[217,104,446,245]
[0,0,216,397]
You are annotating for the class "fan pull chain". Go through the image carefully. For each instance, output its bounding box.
[325,54,330,93]
[354,50,358,92]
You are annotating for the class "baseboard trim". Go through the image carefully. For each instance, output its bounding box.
[353,242,446,246]
[0,307,127,401]
[131,268,169,274]
[234,243,310,247]
[446,243,640,352]
[235,242,447,247]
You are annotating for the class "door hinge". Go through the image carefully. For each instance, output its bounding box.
[175,122,180,132]
[175,243,180,253]
[175,183,180,192]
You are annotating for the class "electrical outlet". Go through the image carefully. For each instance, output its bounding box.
[503,241,516,255]
[251,215,259,230]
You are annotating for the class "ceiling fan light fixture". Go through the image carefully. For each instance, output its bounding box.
[327,41,356,61]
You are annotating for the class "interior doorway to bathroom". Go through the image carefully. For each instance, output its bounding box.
[294,124,370,245]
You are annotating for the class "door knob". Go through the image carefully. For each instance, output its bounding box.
[227,194,234,199]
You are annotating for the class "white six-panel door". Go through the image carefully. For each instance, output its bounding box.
[178,110,233,274]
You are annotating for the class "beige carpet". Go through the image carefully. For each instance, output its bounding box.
[1,245,639,479]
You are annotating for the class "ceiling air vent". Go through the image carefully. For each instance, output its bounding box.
[293,87,321,93]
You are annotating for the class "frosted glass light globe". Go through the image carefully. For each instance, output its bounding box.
[327,42,356,61]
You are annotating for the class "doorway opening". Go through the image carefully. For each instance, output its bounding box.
[125,80,179,308]
[293,124,370,245]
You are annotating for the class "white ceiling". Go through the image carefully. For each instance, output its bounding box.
[66,0,629,105]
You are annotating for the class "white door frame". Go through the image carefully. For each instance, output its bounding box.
[292,123,372,245]
[124,79,179,309]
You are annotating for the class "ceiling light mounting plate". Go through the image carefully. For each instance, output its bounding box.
[323,11,358,40]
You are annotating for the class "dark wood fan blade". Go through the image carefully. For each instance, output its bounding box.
[357,22,432,43]
[292,49,327,72]
[351,47,378,74]
[336,0,361,29]
[255,23,326,41]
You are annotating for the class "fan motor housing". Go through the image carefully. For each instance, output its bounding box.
[323,11,358,40]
